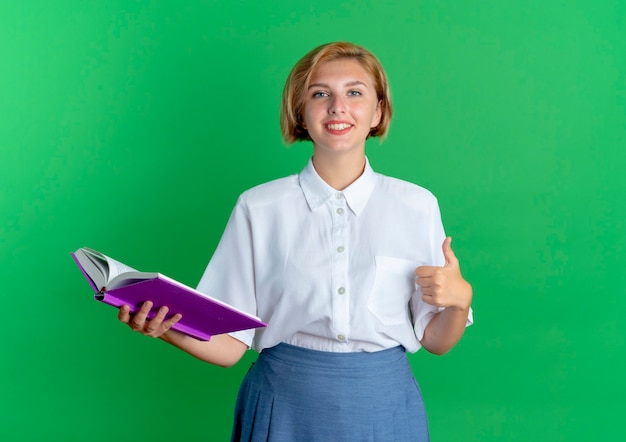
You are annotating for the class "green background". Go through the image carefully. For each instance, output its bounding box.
[2,1,624,440]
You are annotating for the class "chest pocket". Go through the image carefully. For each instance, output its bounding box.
[368,256,417,325]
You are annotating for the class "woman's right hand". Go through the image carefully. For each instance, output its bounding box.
[118,301,182,338]
[118,300,247,367]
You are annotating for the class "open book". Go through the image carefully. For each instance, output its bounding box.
[71,247,266,341]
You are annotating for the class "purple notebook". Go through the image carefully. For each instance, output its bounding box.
[71,249,266,341]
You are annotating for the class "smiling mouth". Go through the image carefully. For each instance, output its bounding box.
[326,123,352,130]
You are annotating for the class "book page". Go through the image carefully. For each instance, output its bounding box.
[83,248,138,283]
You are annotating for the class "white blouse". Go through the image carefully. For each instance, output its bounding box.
[197,158,472,353]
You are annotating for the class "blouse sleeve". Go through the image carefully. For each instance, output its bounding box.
[409,196,474,341]
[409,196,447,341]
[196,195,257,348]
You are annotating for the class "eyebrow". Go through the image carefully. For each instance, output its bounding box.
[308,80,369,90]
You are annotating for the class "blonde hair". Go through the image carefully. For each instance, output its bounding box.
[280,42,393,144]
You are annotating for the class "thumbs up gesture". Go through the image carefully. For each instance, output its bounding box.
[415,237,472,311]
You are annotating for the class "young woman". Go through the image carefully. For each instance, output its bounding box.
[119,41,473,441]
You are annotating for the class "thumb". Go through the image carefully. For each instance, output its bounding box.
[442,236,458,267]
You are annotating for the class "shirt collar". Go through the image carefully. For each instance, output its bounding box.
[299,157,378,216]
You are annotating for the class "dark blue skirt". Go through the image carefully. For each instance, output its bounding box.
[232,343,429,441]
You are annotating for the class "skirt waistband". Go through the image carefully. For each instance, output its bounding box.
[259,342,407,370]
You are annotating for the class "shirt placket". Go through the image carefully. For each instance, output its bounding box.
[330,191,350,342]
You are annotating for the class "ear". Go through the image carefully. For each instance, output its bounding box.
[371,100,383,129]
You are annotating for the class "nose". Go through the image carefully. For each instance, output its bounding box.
[328,94,346,114]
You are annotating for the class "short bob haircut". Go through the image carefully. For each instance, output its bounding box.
[280,42,393,144]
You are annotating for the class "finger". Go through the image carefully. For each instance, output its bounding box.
[418,280,441,297]
[415,275,433,290]
[134,301,153,323]
[163,313,183,331]
[144,306,168,334]
[419,287,434,298]
[421,293,443,307]
[118,305,131,323]
[130,301,153,329]
[416,267,445,285]
[415,266,437,278]
[153,306,170,323]
[417,272,447,297]
[442,236,459,267]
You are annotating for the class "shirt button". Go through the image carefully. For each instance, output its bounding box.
[335,193,343,199]
[336,246,345,253]
[337,287,346,295]
[336,208,344,215]
[337,334,346,341]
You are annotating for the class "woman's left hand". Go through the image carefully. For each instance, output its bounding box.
[415,237,472,311]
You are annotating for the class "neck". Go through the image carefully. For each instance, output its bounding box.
[311,151,366,190]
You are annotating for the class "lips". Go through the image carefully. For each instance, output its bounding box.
[324,121,353,134]
[326,123,352,130]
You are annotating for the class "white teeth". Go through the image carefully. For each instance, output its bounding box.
[327,123,351,130]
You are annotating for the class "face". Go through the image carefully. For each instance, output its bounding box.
[302,58,382,156]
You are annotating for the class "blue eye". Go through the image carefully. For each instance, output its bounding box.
[348,90,362,96]
[313,91,328,98]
